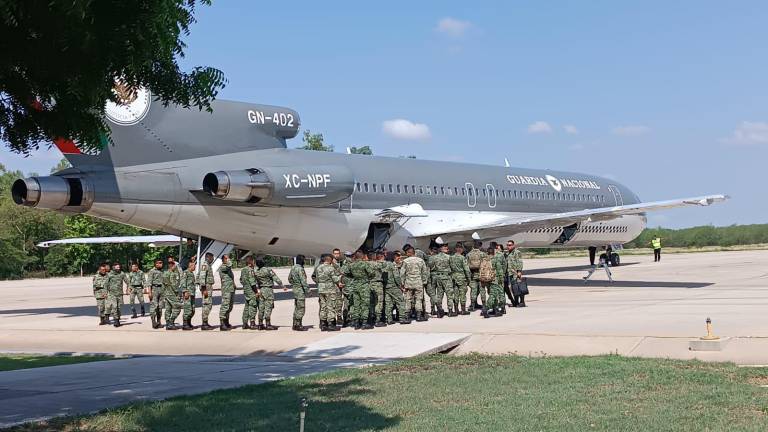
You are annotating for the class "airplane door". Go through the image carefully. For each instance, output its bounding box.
[338,188,354,213]
[486,184,497,208]
[608,185,624,206]
[465,182,476,208]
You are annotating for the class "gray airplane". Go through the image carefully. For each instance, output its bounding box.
[12,88,727,266]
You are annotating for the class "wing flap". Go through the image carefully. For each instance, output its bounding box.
[37,235,183,248]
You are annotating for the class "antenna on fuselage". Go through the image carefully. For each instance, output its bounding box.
[504,158,510,168]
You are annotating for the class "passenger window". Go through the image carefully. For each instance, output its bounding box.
[440,186,445,195]
[419,186,424,194]
[373,184,377,192]
[389,184,393,193]
[355,183,361,192]
[396,184,401,193]
[364,183,369,193]
[454,187,459,195]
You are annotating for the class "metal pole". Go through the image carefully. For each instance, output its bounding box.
[196,235,202,275]
[299,397,308,432]
[178,231,183,263]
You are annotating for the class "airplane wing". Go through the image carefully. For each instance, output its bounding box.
[410,194,728,240]
[37,235,184,248]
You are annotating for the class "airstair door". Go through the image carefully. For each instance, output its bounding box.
[465,182,477,208]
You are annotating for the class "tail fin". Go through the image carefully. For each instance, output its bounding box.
[62,94,301,169]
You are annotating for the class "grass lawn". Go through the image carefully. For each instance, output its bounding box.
[0,354,114,372]
[9,354,768,431]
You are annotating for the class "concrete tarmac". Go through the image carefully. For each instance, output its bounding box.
[1,250,767,363]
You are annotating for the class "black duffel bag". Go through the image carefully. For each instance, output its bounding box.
[512,278,529,296]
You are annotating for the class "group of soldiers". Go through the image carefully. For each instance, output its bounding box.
[91,239,527,331]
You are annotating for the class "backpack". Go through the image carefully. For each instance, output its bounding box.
[479,257,494,283]
[468,252,482,270]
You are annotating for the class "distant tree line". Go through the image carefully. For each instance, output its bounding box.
[624,224,768,249]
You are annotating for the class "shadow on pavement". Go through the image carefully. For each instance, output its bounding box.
[528,277,713,289]
[524,262,639,275]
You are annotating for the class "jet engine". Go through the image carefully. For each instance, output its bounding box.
[11,175,93,212]
[203,165,354,207]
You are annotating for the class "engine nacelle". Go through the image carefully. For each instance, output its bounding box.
[11,175,93,212]
[203,165,354,207]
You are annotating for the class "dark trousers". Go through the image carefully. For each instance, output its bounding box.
[589,246,597,266]
[654,248,661,262]
[503,276,518,306]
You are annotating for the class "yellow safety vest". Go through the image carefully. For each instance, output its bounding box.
[652,238,661,249]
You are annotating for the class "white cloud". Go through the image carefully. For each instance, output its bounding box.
[382,119,431,141]
[564,124,579,135]
[612,125,650,136]
[436,17,471,38]
[722,121,768,145]
[527,121,552,134]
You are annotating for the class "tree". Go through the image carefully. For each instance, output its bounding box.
[349,146,373,155]
[63,215,97,276]
[0,0,226,155]
[50,158,71,174]
[299,130,333,152]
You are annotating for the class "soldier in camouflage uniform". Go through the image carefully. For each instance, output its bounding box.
[425,246,438,316]
[239,256,259,330]
[127,263,146,318]
[197,252,216,330]
[429,245,454,317]
[104,262,128,327]
[254,257,284,330]
[400,246,429,321]
[450,243,472,315]
[505,240,526,307]
[383,252,409,324]
[218,254,236,331]
[367,252,387,326]
[313,254,342,331]
[342,250,375,330]
[180,261,197,330]
[331,248,348,325]
[466,241,487,311]
[92,264,109,325]
[489,247,507,316]
[147,259,165,328]
[288,255,309,331]
[163,259,183,330]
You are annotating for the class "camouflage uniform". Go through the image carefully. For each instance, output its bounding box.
[288,264,309,325]
[449,252,472,314]
[428,251,453,315]
[92,271,108,321]
[486,253,506,312]
[180,268,197,323]
[128,269,146,315]
[313,263,341,329]
[342,259,375,327]
[163,266,183,326]
[425,252,437,313]
[104,270,128,323]
[255,266,282,327]
[367,260,385,323]
[400,255,429,318]
[239,265,259,328]
[333,256,347,322]
[197,260,215,325]
[506,248,525,305]
[147,267,165,327]
[218,261,236,322]
[466,248,487,308]
[382,260,407,324]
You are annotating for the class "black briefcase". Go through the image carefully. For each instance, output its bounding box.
[512,278,529,296]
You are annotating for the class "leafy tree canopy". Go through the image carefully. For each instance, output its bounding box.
[0,0,226,155]
[349,145,373,155]
[299,130,333,152]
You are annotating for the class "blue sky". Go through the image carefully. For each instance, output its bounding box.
[3,1,766,228]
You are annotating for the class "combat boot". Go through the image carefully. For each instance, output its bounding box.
[224,316,233,330]
[499,305,507,315]
[150,314,157,328]
[257,319,265,331]
[295,319,308,331]
[320,320,328,331]
[399,317,412,324]
[166,322,178,330]
[242,321,251,330]
[481,306,489,318]
[265,319,278,330]
[201,320,214,331]
[250,320,258,330]
[353,320,362,330]
[437,306,445,318]
[182,319,193,330]
[416,312,427,322]
[131,308,137,319]
[328,320,340,331]
[430,304,437,316]
[219,320,230,331]
[460,303,469,315]
[469,301,477,312]
[99,316,108,325]
[375,320,387,327]
[113,318,121,327]
[448,308,457,317]
[140,305,146,317]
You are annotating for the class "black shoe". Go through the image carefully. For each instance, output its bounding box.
[113,318,121,328]
[242,322,251,330]
[201,321,214,331]
[320,320,328,332]
[437,307,445,318]
[399,319,412,324]
[375,321,387,327]
[353,320,362,330]
[468,302,476,312]
[249,320,258,330]
[416,312,427,322]
[257,321,265,330]
[482,307,489,318]
[430,305,437,316]
[460,303,469,315]
[265,319,278,330]
[182,319,193,330]
[166,322,178,330]
[131,308,137,319]
[140,306,146,317]
[328,320,340,331]
[99,316,108,325]
[224,318,233,330]
[219,322,230,331]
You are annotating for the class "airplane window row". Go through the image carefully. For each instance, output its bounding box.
[527,225,628,234]
[354,182,608,204]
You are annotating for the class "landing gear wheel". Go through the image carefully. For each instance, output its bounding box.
[610,253,621,267]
